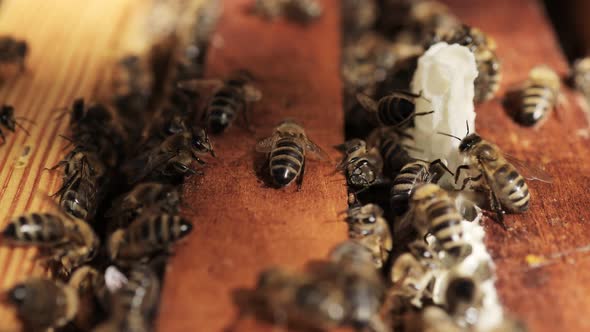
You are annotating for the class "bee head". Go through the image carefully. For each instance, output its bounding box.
[0,105,15,131]
[459,133,482,152]
[192,129,215,157]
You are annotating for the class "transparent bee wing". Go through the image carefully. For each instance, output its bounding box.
[243,85,263,102]
[126,151,177,184]
[304,138,330,161]
[503,153,553,183]
[255,135,277,153]
[356,93,379,112]
[176,78,224,92]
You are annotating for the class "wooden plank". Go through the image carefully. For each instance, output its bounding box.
[155,0,349,331]
[441,1,590,331]
[0,1,145,329]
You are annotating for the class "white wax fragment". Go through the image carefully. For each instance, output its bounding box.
[408,42,478,174]
[105,265,128,293]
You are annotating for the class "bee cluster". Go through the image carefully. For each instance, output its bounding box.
[0,1,229,331]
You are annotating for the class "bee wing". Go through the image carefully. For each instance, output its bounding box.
[356,93,378,112]
[503,153,553,183]
[304,138,330,161]
[177,78,224,92]
[255,135,277,153]
[125,151,177,184]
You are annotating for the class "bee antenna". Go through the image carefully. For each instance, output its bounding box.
[437,132,462,142]
[14,122,30,136]
[466,120,470,136]
[15,117,36,124]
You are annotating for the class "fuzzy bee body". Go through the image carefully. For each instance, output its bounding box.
[517,66,560,126]
[0,36,28,71]
[337,139,383,189]
[108,213,192,262]
[410,184,470,260]
[256,120,327,188]
[6,278,79,331]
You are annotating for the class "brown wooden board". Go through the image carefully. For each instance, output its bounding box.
[155,0,350,331]
[442,1,590,331]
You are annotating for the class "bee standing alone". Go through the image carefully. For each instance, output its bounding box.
[256,120,328,189]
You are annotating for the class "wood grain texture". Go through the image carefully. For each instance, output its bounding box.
[154,0,350,331]
[441,1,590,331]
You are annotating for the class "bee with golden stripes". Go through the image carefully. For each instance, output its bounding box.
[1,212,99,275]
[356,91,433,129]
[367,127,416,176]
[390,159,453,216]
[344,204,392,269]
[515,65,560,126]
[442,127,552,223]
[108,211,193,263]
[336,139,384,191]
[178,71,262,134]
[108,182,181,228]
[93,265,160,332]
[256,120,328,189]
[406,184,471,261]
[0,35,28,72]
[5,278,79,331]
[0,104,33,144]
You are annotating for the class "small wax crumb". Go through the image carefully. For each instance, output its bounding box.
[525,254,546,267]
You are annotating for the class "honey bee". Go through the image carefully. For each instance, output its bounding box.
[123,131,210,184]
[390,159,453,216]
[516,65,560,126]
[440,25,501,103]
[0,104,33,144]
[256,120,328,189]
[254,0,322,23]
[94,265,160,332]
[0,36,28,72]
[178,71,262,134]
[336,139,384,190]
[344,204,392,269]
[251,267,346,331]
[50,148,107,220]
[572,57,590,98]
[441,127,552,223]
[108,211,192,262]
[1,212,99,275]
[5,278,79,331]
[367,127,416,176]
[356,91,433,129]
[406,184,471,260]
[108,182,181,228]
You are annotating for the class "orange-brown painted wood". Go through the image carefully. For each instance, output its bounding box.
[155,0,350,331]
[442,1,590,331]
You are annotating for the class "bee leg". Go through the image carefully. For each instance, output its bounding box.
[454,165,471,184]
[459,173,483,191]
[429,159,454,176]
[0,128,6,145]
[296,159,306,191]
[44,160,67,171]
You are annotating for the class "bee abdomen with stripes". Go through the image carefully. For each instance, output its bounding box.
[270,137,305,187]
[517,65,560,126]
[1,213,67,245]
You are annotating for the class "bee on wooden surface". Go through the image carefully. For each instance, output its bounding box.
[390,159,453,216]
[367,127,416,176]
[515,65,560,126]
[0,104,33,144]
[344,204,392,269]
[108,182,181,228]
[256,120,328,189]
[94,265,160,332]
[572,57,590,98]
[178,71,262,134]
[251,267,347,331]
[0,35,28,72]
[4,278,78,331]
[336,139,384,191]
[123,131,210,184]
[108,212,192,262]
[110,55,153,115]
[406,183,471,260]
[357,91,433,129]
[1,212,99,276]
[50,148,107,220]
[440,127,552,223]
